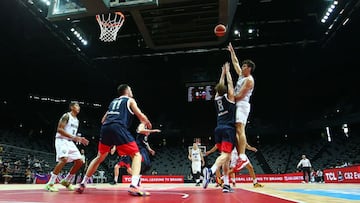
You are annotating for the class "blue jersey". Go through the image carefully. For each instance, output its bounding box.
[103,96,134,128]
[214,94,235,126]
[136,133,148,150]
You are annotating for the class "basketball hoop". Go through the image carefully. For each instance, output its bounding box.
[96,12,125,42]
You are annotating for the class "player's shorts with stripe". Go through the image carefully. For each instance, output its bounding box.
[235,101,251,124]
[214,125,236,153]
[98,123,139,156]
[55,138,82,162]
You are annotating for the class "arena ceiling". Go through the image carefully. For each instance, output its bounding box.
[3,0,359,59]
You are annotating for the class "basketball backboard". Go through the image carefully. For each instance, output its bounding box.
[188,146,206,155]
[47,0,158,21]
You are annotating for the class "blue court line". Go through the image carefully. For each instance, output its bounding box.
[283,189,360,200]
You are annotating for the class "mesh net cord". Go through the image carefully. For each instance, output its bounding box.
[96,13,124,42]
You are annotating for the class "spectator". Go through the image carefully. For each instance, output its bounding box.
[316,169,324,183]
[25,166,32,184]
[151,168,158,175]
[2,163,13,184]
[310,168,316,183]
[338,171,344,182]
[33,159,42,173]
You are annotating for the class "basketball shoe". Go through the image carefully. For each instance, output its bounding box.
[45,183,59,192]
[222,184,234,193]
[128,185,150,196]
[253,182,264,188]
[76,183,85,194]
[60,179,75,191]
[202,167,213,189]
[233,156,249,173]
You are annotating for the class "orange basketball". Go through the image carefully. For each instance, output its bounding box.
[214,24,226,37]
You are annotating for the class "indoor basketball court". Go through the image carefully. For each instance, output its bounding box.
[1,183,360,203]
[1,1,360,203]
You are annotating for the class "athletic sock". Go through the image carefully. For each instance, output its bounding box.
[131,175,140,187]
[253,178,258,184]
[65,173,74,182]
[81,176,90,186]
[210,165,217,174]
[223,175,229,185]
[48,172,58,185]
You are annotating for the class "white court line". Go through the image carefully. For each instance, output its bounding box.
[146,191,190,199]
[99,187,190,198]
[240,188,306,203]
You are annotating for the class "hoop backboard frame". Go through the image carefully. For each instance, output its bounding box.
[47,0,158,21]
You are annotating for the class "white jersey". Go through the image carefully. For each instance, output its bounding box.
[191,148,202,174]
[191,148,201,163]
[297,158,312,168]
[55,112,79,140]
[234,75,254,103]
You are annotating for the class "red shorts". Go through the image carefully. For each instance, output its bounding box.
[118,161,131,169]
[216,141,233,153]
[98,141,139,156]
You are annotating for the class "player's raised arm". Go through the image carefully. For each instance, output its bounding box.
[227,42,242,76]
[224,62,235,102]
[215,64,226,98]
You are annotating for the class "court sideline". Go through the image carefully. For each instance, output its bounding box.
[0,183,359,203]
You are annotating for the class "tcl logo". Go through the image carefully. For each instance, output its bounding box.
[325,172,337,180]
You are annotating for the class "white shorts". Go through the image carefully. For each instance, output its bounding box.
[235,101,251,124]
[55,138,82,163]
[191,161,201,174]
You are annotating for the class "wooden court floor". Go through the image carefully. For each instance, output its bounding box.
[0,182,359,203]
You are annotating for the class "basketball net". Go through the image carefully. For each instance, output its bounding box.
[96,12,125,42]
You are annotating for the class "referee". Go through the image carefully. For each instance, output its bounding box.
[297,154,312,183]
